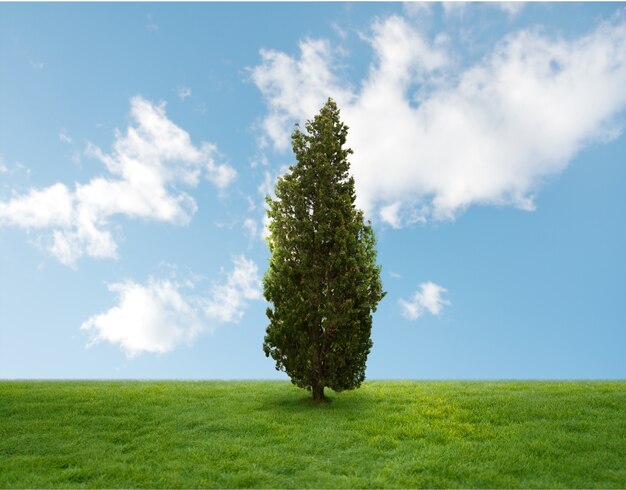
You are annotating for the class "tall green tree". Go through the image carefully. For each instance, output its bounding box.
[263,98,385,401]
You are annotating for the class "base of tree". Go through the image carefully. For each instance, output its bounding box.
[312,385,328,403]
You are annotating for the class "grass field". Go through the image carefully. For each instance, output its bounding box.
[1,380,624,488]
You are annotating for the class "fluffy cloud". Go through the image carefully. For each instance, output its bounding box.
[81,278,204,357]
[81,255,261,357]
[203,255,262,322]
[399,281,450,320]
[242,166,290,242]
[251,38,354,151]
[243,217,261,241]
[378,202,403,229]
[0,96,236,266]
[0,183,74,229]
[252,11,626,223]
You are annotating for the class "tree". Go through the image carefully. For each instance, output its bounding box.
[263,98,386,402]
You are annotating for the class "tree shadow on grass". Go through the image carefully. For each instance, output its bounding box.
[259,388,379,418]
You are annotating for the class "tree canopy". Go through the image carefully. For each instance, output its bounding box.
[263,98,385,401]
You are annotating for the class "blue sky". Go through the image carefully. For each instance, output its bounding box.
[1,2,625,380]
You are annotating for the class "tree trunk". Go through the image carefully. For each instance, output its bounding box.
[312,383,325,402]
[311,313,325,402]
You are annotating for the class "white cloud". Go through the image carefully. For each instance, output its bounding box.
[250,152,269,168]
[203,144,237,189]
[203,255,262,323]
[0,183,74,229]
[399,281,450,320]
[379,202,402,229]
[497,2,525,19]
[59,130,73,144]
[243,217,260,241]
[30,61,44,70]
[258,169,276,199]
[261,213,271,240]
[252,11,626,224]
[245,195,257,212]
[178,86,192,101]
[251,37,354,151]
[81,255,261,357]
[0,156,7,174]
[0,96,236,266]
[249,165,290,242]
[81,278,203,358]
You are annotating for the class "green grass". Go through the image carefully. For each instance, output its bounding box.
[1,381,624,488]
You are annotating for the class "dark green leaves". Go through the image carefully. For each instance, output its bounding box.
[263,98,385,400]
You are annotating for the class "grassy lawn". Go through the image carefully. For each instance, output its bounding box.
[0,380,624,488]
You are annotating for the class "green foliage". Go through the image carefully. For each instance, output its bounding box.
[1,381,625,488]
[263,98,385,399]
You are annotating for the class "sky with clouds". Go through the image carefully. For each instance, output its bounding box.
[1,2,625,379]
